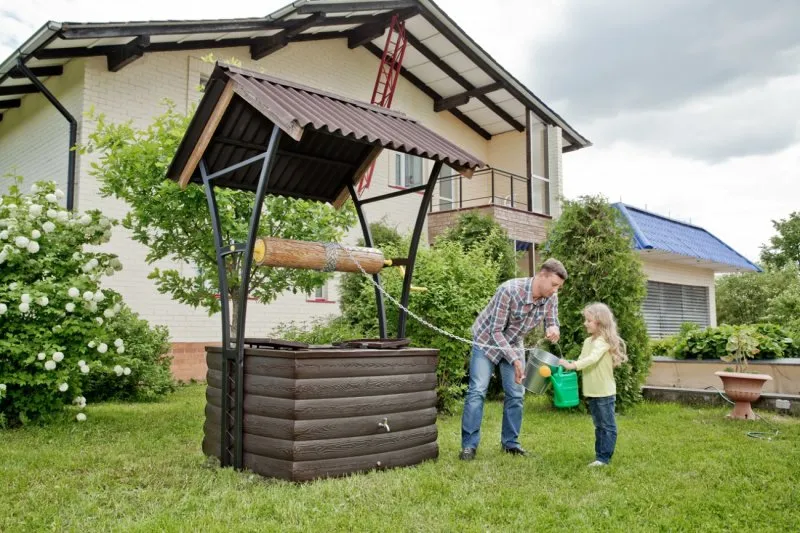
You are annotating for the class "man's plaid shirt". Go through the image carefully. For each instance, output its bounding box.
[471,277,559,364]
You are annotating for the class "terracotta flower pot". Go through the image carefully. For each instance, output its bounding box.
[714,371,773,419]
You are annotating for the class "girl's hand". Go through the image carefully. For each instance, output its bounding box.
[558,359,576,370]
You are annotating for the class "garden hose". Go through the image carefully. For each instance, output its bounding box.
[704,386,780,440]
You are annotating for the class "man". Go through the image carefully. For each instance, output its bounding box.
[459,258,567,461]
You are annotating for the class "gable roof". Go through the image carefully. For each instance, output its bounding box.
[613,203,761,273]
[0,0,589,149]
[166,63,483,205]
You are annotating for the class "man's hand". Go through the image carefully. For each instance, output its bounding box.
[513,359,525,384]
[545,326,560,343]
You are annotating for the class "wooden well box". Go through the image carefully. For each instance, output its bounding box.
[203,344,439,482]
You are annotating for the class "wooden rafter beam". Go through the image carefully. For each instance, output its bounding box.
[250,13,325,60]
[405,33,523,132]
[333,145,383,209]
[35,15,404,61]
[8,66,64,78]
[346,7,418,49]
[433,82,502,112]
[297,1,415,15]
[0,99,21,109]
[106,35,150,72]
[419,11,586,149]
[0,84,39,96]
[363,42,491,140]
[178,81,235,189]
[59,15,405,41]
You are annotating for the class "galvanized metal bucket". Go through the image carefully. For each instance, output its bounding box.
[522,348,561,394]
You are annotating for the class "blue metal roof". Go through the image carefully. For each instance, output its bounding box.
[612,203,761,272]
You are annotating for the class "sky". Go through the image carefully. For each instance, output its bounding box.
[2,0,798,262]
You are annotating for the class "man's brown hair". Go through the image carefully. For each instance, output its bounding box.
[539,258,568,280]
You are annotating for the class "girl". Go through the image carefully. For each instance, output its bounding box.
[558,302,628,467]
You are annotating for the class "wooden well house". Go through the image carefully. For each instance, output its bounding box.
[166,63,483,482]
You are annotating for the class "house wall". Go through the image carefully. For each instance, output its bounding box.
[640,256,717,327]
[0,60,85,197]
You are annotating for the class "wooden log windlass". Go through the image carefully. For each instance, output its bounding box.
[253,237,386,274]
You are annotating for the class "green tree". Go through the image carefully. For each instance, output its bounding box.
[544,195,650,408]
[760,211,800,269]
[715,267,799,325]
[436,212,518,283]
[83,102,356,338]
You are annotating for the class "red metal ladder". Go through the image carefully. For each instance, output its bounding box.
[357,14,408,196]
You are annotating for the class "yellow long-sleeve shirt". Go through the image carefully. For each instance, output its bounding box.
[574,336,616,397]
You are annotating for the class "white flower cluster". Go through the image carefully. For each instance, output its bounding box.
[42,351,65,371]
[78,360,90,374]
[73,395,87,422]
[113,365,132,377]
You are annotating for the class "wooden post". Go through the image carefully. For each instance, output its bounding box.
[253,237,385,274]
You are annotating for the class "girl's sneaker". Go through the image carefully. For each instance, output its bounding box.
[588,460,608,467]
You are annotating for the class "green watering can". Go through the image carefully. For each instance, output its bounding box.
[549,365,579,409]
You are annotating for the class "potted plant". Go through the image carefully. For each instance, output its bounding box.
[715,327,773,419]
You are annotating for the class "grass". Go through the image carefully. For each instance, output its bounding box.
[1,384,798,532]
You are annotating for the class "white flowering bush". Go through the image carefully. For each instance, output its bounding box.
[0,178,170,426]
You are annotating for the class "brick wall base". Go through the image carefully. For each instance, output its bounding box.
[169,342,217,382]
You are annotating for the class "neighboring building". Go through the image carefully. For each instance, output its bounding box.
[0,0,589,378]
[613,203,761,338]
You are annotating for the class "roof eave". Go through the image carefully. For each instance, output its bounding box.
[418,0,591,150]
[0,21,61,80]
[637,249,761,273]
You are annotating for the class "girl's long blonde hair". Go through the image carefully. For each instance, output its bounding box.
[583,302,628,367]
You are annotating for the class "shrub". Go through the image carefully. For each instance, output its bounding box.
[271,315,367,345]
[667,323,797,360]
[543,195,651,409]
[649,336,677,358]
[0,179,171,426]
[79,305,174,402]
[435,212,518,283]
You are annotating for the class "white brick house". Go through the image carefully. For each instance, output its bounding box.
[0,0,590,378]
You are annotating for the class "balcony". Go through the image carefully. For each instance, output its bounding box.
[428,167,553,251]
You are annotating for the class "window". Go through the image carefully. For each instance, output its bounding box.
[394,153,424,188]
[643,281,710,338]
[314,284,327,300]
[307,282,334,303]
[438,165,458,210]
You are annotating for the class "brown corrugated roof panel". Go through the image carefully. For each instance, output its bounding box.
[166,63,484,205]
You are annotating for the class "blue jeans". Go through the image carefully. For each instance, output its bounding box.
[461,345,524,450]
[587,395,617,464]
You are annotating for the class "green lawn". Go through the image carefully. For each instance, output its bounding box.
[1,384,797,532]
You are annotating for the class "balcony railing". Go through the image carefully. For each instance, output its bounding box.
[431,167,550,216]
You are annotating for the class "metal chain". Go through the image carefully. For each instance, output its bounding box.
[334,243,532,359]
